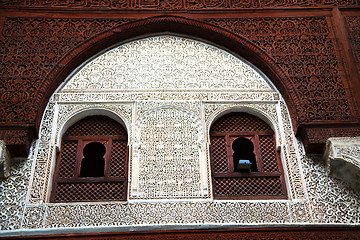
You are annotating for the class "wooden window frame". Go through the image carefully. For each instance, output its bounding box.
[50,118,129,203]
[210,130,287,200]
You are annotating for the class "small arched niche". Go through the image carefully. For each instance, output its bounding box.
[50,115,129,203]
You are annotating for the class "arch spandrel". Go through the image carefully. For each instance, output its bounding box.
[205,105,281,148]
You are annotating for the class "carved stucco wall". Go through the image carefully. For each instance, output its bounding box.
[1,35,359,235]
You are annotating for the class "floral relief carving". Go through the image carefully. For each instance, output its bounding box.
[301,154,360,223]
[135,100,202,118]
[289,201,313,223]
[54,92,277,102]
[22,205,46,229]
[28,102,56,204]
[44,201,290,228]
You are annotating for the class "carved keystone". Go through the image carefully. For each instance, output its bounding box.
[324,137,360,196]
[0,140,11,179]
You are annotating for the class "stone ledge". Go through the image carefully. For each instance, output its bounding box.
[324,137,360,196]
[0,140,11,179]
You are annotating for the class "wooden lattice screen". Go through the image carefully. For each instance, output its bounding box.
[210,112,287,199]
[51,116,128,202]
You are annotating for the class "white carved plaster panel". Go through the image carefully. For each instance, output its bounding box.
[132,105,205,199]
[44,201,290,228]
[301,153,360,223]
[279,102,307,200]
[62,36,273,92]
[28,103,56,204]
[54,92,278,102]
[0,141,36,230]
[22,205,46,229]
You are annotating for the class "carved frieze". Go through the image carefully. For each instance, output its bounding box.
[0,0,358,9]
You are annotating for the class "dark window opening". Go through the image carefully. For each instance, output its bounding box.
[79,142,106,177]
[232,137,257,172]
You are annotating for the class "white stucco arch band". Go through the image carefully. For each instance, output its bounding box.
[22,34,317,229]
[206,105,281,148]
[54,106,130,149]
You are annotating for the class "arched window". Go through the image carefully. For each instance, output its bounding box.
[50,115,128,202]
[210,112,287,199]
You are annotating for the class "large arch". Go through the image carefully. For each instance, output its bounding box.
[38,15,297,131]
[12,25,347,235]
[46,34,294,202]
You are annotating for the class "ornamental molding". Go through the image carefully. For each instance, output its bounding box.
[53,92,278,102]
